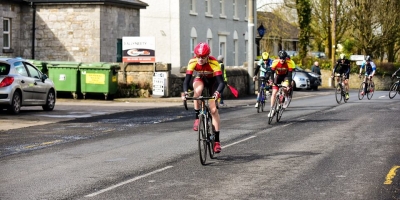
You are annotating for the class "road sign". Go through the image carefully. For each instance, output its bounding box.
[350,55,365,61]
[153,72,168,96]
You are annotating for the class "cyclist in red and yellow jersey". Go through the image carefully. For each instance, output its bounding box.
[268,50,295,117]
[181,42,225,153]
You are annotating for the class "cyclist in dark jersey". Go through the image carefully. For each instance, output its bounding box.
[332,53,351,100]
[181,42,225,153]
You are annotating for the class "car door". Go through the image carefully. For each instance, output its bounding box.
[24,62,48,104]
[12,61,36,104]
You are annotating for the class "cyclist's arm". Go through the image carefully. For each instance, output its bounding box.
[183,74,193,93]
[359,61,365,74]
[214,75,225,94]
[393,68,400,77]
[254,65,260,77]
[370,62,377,76]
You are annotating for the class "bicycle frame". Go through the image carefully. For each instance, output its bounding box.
[184,96,216,165]
[389,76,400,99]
[268,84,286,124]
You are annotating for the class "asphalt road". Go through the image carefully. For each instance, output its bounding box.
[1,89,400,200]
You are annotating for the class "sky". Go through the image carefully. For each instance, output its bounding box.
[257,0,284,11]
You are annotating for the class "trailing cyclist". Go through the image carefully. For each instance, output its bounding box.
[331,53,351,100]
[253,52,273,108]
[391,67,400,78]
[268,50,295,117]
[358,55,376,95]
[181,42,225,153]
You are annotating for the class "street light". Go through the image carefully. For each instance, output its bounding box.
[256,24,266,56]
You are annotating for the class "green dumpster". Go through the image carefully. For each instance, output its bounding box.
[47,61,81,99]
[79,62,120,100]
[26,59,48,74]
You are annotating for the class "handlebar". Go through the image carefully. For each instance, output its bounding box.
[183,96,216,110]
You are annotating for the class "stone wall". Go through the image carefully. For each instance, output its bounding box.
[320,69,394,90]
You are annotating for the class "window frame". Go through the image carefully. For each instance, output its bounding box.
[3,18,11,49]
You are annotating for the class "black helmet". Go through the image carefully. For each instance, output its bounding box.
[365,55,371,61]
[278,50,288,59]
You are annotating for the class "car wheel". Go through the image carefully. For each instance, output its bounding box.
[8,91,21,115]
[42,89,56,111]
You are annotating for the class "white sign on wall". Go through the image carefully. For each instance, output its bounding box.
[153,72,167,96]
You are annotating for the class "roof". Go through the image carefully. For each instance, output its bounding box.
[22,0,148,9]
[257,11,299,40]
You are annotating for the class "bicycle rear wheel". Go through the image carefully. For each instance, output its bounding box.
[389,82,399,99]
[335,84,343,104]
[367,82,374,100]
[198,115,207,165]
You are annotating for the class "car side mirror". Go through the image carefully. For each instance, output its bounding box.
[41,74,48,82]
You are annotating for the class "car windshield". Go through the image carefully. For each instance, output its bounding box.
[0,63,10,75]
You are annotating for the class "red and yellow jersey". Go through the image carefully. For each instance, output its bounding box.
[186,56,222,78]
[270,58,296,75]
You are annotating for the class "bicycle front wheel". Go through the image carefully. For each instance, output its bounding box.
[335,84,343,104]
[198,115,207,165]
[268,96,278,124]
[207,118,215,159]
[358,82,365,100]
[276,103,283,122]
[389,82,399,99]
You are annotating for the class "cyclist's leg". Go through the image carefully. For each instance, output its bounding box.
[209,78,221,152]
[344,73,350,99]
[192,77,204,130]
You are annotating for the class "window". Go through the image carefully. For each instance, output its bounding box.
[233,0,238,19]
[14,62,28,77]
[190,0,197,14]
[205,0,212,15]
[219,0,225,18]
[3,18,11,49]
[244,1,248,20]
[25,63,41,79]
[190,38,196,57]
[207,29,213,54]
[234,39,238,66]
[219,42,225,58]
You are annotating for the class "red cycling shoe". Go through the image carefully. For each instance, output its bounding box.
[213,142,221,153]
[193,119,199,131]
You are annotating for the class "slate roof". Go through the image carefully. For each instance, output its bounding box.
[257,11,299,40]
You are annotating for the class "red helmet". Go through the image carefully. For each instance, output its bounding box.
[194,42,210,57]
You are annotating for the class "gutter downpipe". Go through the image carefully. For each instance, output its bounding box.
[31,1,36,59]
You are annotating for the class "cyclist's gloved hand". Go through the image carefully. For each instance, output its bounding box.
[181,92,188,101]
[213,91,221,100]
[252,76,257,82]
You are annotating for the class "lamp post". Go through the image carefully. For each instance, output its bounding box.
[247,0,255,94]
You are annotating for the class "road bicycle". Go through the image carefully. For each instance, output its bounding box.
[184,95,216,165]
[268,84,287,124]
[334,74,348,104]
[255,77,270,113]
[389,75,400,99]
[358,75,375,100]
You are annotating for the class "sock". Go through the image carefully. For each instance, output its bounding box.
[214,131,220,142]
[195,110,200,119]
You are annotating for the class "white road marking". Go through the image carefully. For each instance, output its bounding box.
[85,166,173,197]
[222,136,256,149]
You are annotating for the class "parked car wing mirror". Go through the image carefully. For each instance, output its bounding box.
[41,74,48,82]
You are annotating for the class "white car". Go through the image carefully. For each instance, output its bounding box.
[292,71,310,90]
[0,57,56,114]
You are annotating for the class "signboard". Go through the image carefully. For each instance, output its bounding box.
[122,37,155,63]
[350,55,365,61]
[153,72,167,96]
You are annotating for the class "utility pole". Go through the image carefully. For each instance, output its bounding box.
[248,0,255,94]
[330,0,337,88]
